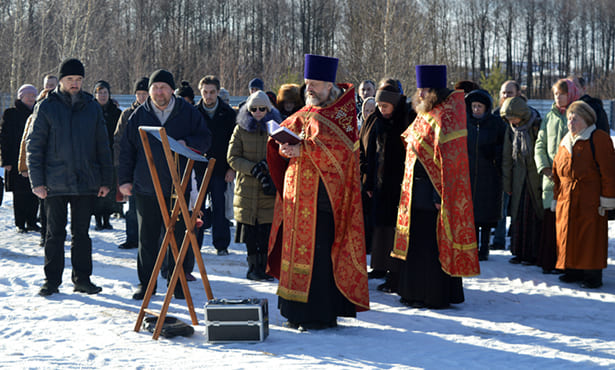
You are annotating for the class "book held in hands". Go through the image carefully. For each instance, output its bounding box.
[266,120,302,145]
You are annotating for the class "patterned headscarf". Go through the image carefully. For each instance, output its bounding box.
[555,79,581,114]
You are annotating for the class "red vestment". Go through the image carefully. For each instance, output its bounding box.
[392,90,480,277]
[267,84,370,312]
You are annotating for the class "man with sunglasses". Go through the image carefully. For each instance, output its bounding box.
[267,54,370,331]
[119,69,211,300]
[195,75,236,256]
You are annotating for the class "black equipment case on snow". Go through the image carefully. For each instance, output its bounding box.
[204,298,268,342]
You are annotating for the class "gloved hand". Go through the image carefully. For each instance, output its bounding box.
[598,206,610,217]
[260,175,276,196]
[251,160,276,196]
[599,196,615,217]
[250,160,268,178]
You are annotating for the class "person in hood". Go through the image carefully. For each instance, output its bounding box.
[465,89,506,261]
[501,96,543,267]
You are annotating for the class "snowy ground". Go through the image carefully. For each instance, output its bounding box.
[1,190,615,369]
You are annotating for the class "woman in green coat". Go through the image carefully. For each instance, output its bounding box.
[227,91,282,281]
[534,79,580,272]
[501,97,543,265]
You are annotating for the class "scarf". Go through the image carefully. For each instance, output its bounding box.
[510,114,534,160]
[560,124,595,155]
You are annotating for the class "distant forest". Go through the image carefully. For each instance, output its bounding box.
[2,0,615,101]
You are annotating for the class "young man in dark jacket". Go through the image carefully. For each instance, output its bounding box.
[27,58,113,297]
[196,75,236,255]
[118,69,211,300]
[113,77,149,250]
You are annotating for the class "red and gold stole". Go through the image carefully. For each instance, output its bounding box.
[267,84,369,311]
[392,90,480,277]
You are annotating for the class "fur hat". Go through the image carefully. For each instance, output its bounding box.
[17,84,37,100]
[304,54,338,82]
[58,58,85,80]
[567,101,597,126]
[249,78,264,90]
[277,84,302,107]
[416,65,447,89]
[133,77,149,93]
[454,80,480,94]
[246,90,273,112]
[149,69,175,90]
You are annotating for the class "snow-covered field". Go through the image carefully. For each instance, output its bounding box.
[1,190,614,369]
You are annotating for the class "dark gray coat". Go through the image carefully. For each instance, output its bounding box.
[466,90,507,225]
[26,89,113,196]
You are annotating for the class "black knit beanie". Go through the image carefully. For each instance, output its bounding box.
[94,80,111,94]
[58,58,85,80]
[175,81,194,100]
[133,77,149,93]
[149,69,175,90]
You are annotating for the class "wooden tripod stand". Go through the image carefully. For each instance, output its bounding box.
[133,126,215,340]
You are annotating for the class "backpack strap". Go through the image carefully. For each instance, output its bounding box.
[589,130,600,173]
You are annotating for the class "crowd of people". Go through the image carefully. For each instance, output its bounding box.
[0,54,613,332]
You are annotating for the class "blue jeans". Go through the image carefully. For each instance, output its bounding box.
[203,174,230,251]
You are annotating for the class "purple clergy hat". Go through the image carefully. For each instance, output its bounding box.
[304,54,338,83]
[416,65,447,89]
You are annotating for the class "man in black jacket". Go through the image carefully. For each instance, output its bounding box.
[27,58,113,297]
[196,75,236,255]
[119,69,211,300]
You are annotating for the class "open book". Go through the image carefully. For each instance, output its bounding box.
[266,120,302,145]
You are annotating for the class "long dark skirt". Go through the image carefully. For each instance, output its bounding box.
[370,226,401,273]
[536,209,557,271]
[398,208,464,308]
[510,181,542,263]
[278,209,356,325]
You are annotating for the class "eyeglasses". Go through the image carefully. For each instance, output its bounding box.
[250,107,267,112]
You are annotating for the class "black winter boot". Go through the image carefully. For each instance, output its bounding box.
[94,215,103,231]
[246,255,262,281]
[257,253,274,281]
[581,269,603,289]
[102,214,113,230]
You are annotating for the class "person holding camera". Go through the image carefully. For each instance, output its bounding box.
[227,90,281,281]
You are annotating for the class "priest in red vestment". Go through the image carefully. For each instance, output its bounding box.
[392,65,480,309]
[267,54,370,331]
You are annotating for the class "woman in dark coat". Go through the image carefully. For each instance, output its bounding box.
[93,80,121,230]
[465,89,506,260]
[0,84,39,233]
[501,97,543,265]
[363,80,410,291]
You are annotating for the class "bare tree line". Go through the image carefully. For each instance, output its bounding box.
[2,0,615,101]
